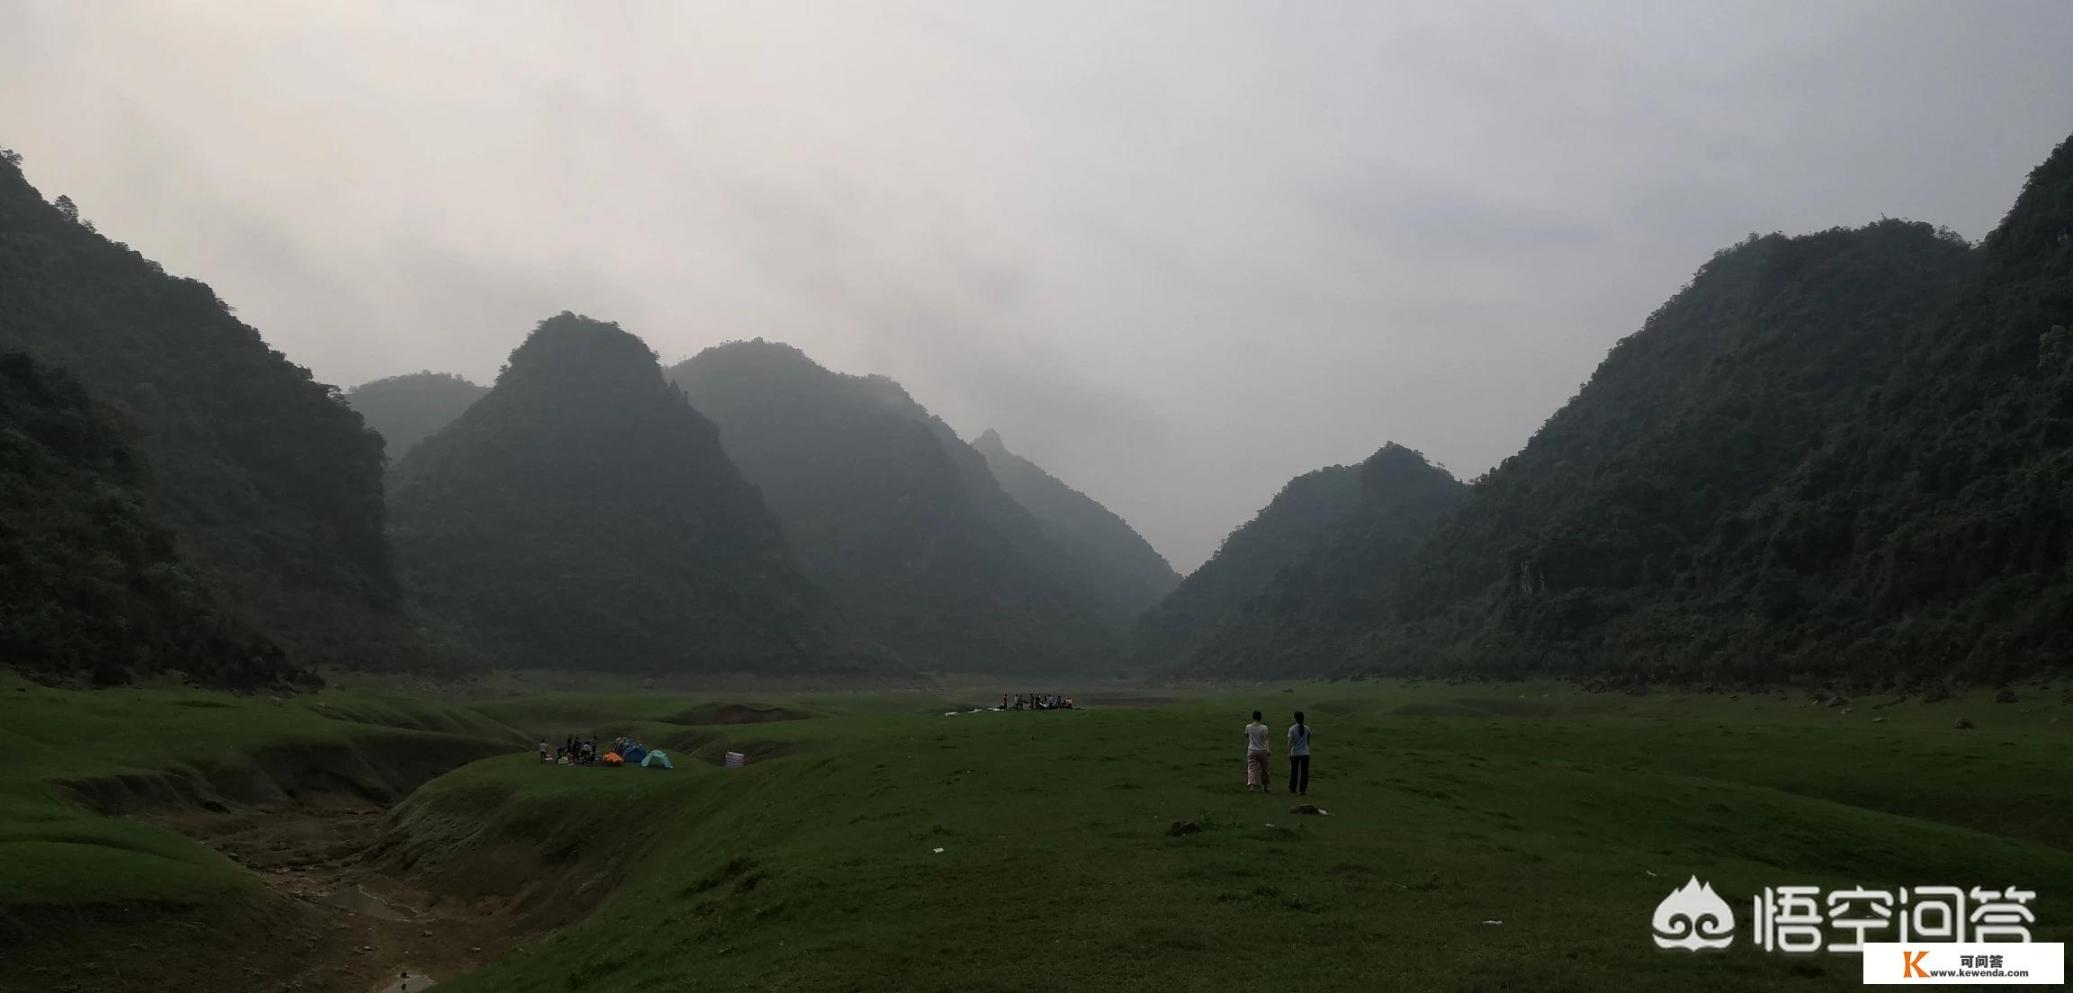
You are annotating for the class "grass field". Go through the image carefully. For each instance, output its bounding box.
[2,675,2068,992]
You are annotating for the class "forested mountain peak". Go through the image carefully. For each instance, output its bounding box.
[670,341,1122,672]
[387,315,852,674]
[1130,442,1466,672]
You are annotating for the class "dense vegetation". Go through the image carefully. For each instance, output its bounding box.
[0,154,420,675]
[388,315,854,674]
[972,428,1179,621]
[0,352,308,688]
[1698,137,2073,682]
[670,341,1118,673]
[1176,138,2073,685]
[344,371,489,460]
[1351,219,1978,682]
[1135,444,1466,674]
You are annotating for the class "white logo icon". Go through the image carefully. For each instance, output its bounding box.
[1653,876,1736,950]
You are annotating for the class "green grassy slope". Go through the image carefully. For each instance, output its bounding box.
[0,674,519,936]
[4,678,2063,991]
[405,683,2071,993]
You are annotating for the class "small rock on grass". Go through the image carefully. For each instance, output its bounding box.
[1954,717,1976,730]
[1167,820,1203,837]
[1290,803,1327,816]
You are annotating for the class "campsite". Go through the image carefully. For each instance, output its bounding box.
[2,671,2067,993]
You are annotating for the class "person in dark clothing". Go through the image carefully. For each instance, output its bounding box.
[1287,711,1312,796]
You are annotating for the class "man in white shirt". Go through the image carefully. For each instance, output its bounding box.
[1244,710,1271,792]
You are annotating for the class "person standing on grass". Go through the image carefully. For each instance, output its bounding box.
[1245,710,1272,792]
[1287,712,1311,796]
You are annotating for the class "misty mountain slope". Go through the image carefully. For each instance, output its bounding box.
[1318,219,1980,680]
[388,315,850,673]
[669,340,1116,673]
[973,428,1180,620]
[0,351,306,687]
[1700,134,2073,680]
[345,371,489,460]
[0,155,416,668]
[1128,461,1364,669]
[1136,444,1466,673]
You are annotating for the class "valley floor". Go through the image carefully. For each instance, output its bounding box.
[1,675,2068,992]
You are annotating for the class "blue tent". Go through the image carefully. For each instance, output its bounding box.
[640,749,673,770]
[622,744,648,764]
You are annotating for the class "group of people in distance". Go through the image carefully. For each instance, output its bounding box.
[535,734,654,766]
[1000,692,1073,710]
[1243,710,1313,795]
[540,734,598,764]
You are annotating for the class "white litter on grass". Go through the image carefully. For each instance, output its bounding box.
[1481,920,1503,926]
[932,847,946,854]
[943,711,958,717]
[1645,869,1658,878]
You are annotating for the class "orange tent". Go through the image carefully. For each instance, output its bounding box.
[602,752,625,766]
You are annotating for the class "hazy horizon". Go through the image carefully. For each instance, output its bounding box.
[4,0,2069,570]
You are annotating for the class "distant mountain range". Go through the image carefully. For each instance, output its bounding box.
[973,428,1180,621]
[670,339,1160,673]
[344,372,488,461]
[4,133,2069,688]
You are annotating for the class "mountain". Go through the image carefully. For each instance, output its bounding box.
[0,152,416,670]
[344,372,489,460]
[1133,444,1465,673]
[972,428,1179,619]
[387,314,850,673]
[1697,136,2073,682]
[668,340,1116,673]
[1184,217,1979,682]
[0,351,308,688]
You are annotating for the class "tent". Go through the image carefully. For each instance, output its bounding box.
[623,744,648,764]
[640,749,673,769]
[602,751,625,766]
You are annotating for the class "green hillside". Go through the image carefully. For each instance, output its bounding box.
[388,315,852,674]
[345,371,489,461]
[1136,444,1465,674]
[1372,219,1977,681]
[0,154,416,671]
[1698,135,2073,681]
[670,340,1116,673]
[0,351,304,688]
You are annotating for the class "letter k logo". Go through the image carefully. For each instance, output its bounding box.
[1902,950,1929,979]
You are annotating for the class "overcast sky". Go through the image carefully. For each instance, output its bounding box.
[3,1,2068,570]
